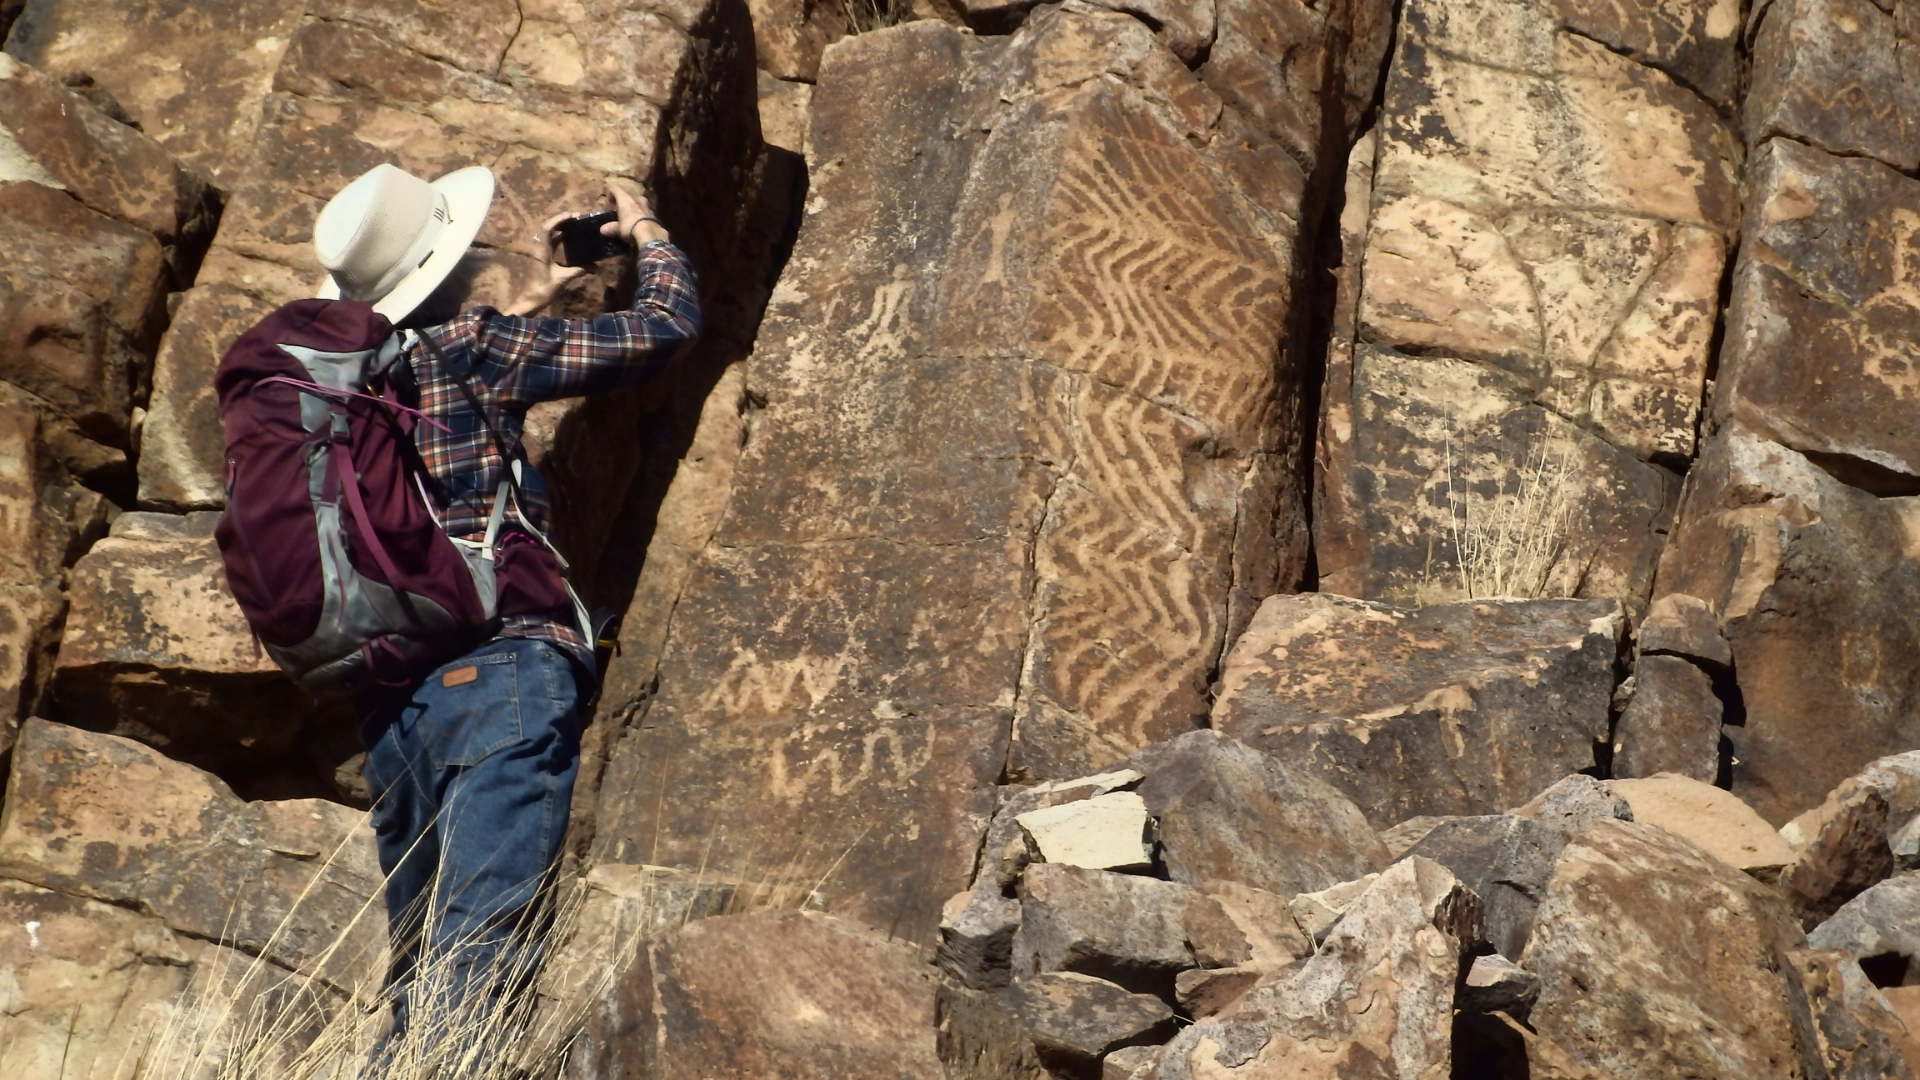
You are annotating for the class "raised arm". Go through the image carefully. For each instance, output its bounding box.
[465,185,702,403]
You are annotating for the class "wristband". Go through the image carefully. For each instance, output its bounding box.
[627,216,662,243]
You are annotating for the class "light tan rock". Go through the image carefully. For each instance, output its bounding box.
[1184,879,1312,971]
[1608,775,1795,872]
[136,285,274,509]
[1523,820,1806,1079]
[1015,791,1153,872]
[757,68,813,156]
[0,879,193,1080]
[1379,815,1448,859]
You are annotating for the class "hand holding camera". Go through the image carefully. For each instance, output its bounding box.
[505,184,672,315]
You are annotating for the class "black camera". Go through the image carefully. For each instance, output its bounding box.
[554,210,628,267]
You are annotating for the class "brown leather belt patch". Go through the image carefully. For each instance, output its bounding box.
[442,665,479,688]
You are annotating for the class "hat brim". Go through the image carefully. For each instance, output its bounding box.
[316,166,495,322]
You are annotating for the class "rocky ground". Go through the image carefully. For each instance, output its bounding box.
[3,0,1920,1076]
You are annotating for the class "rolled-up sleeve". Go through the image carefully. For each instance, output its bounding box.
[467,240,703,403]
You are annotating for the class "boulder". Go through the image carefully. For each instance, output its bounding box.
[1159,858,1483,1079]
[934,982,1051,1080]
[1181,879,1311,971]
[1102,1044,1161,1080]
[939,888,1025,991]
[1460,953,1541,1014]
[1608,775,1795,873]
[4,0,306,184]
[1783,752,1920,855]
[1213,592,1624,827]
[586,909,949,1080]
[1654,424,1920,824]
[1714,139,1920,484]
[1611,654,1723,782]
[1016,864,1194,993]
[0,879,195,1080]
[50,512,346,785]
[1514,773,1635,836]
[1783,947,1918,1080]
[0,719,382,990]
[1808,873,1920,981]
[0,392,110,725]
[1781,784,1896,927]
[1357,0,1739,463]
[589,0,1363,935]
[746,0,848,81]
[0,53,215,247]
[1637,591,1732,669]
[996,971,1174,1076]
[0,180,165,446]
[1747,0,1920,171]
[134,284,275,509]
[1285,873,1377,945]
[1379,815,1448,858]
[1119,730,1388,897]
[1397,815,1566,959]
[1522,819,1807,1079]
[1314,347,1678,608]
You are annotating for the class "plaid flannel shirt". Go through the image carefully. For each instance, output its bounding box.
[400,239,701,672]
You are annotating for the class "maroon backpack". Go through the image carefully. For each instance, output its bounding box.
[214,299,501,691]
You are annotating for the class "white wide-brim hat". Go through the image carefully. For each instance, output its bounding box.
[314,163,495,321]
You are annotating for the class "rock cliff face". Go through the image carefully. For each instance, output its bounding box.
[4,0,1920,1075]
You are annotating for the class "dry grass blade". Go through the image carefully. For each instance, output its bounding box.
[841,0,910,34]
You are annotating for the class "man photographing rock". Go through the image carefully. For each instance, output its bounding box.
[214,162,699,1060]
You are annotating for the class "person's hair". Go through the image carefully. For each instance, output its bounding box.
[394,249,487,330]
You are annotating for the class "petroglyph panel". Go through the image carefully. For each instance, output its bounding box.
[592,5,1319,935]
[1024,85,1289,457]
[1355,0,1739,463]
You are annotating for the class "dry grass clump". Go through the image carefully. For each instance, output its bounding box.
[842,0,911,34]
[113,815,844,1080]
[1437,431,1579,600]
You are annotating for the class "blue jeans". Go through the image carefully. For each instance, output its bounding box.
[358,638,582,1040]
